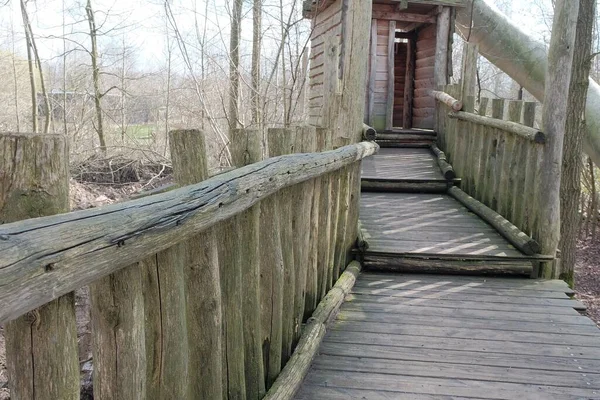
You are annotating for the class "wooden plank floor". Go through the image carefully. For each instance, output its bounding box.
[296,273,600,400]
[361,148,445,182]
[360,192,525,258]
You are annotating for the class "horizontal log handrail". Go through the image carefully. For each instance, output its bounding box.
[448,111,546,143]
[431,90,463,111]
[0,141,378,324]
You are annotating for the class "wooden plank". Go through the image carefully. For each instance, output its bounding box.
[325,329,600,358]
[340,303,594,326]
[311,354,600,389]
[297,386,472,400]
[318,341,600,374]
[301,370,600,399]
[434,7,450,86]
[344,294,583,315]
[336,310,599,336]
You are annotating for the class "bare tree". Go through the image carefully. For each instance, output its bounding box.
[229,0,243,131]
[86,0,107,152]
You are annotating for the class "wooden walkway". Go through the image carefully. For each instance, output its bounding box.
[294,144,600,399]
[296,273,600,400]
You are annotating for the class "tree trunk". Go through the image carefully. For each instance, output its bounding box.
[455,1,600,167]
[86,0,107,153]
[537,0,579,278]
[20,0,37,133]
[251,0,262,128]
[559,0,595,286]
[229,0,243,131]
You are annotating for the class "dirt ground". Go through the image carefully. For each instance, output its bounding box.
[574,237,600,327]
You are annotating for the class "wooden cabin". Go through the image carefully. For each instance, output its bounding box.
[304,0,467,131]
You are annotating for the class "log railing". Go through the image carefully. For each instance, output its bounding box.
[0,128,377,399]
[434,85,546,255]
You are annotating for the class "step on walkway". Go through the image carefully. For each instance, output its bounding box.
[296,273,600,400]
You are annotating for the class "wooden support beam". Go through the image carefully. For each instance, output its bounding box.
[448,111,546,143]
[386,20,396,130]
[372,7,437,23]
[403,34,416,128]
[434,7,451,87]
[368,19,378,126]
[431,90,462,111]
[448,186,541,256]
[430,143,456,180]
[362,123,377,140]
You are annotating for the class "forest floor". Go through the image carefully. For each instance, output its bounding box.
[1,177,600,398]
[574,237,600,327]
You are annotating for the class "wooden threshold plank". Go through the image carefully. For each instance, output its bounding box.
[296,385,471,400]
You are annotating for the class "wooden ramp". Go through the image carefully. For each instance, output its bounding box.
[296,273,600,400]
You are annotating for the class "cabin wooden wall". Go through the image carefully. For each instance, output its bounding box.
[308,0,343,127]
[393,42,407,127]
[413,24,436,129]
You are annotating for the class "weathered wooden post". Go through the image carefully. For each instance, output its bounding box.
[267,128,296,365]
[506,100,524,224]
[522,102,538,236]
[259,130,284,388]
[292,126,316,345]
[333,137,351,280]
[169,129,224,399]
[1,133,79,400]
[316,128,332,300]
[231,128,266,399]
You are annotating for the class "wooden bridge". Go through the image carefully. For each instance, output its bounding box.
[2,0,600,399]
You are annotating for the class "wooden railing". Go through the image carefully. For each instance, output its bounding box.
[434,85,546,253]
[0,128,377,399]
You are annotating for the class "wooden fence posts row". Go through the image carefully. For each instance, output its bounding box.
[1,125,363,400]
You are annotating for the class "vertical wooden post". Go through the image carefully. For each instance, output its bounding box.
[386,20,396,130]
[1,133,79,400]
[169,129,224,399]
[293,126,317,346]
[434,7,451,88]
[522,102,538,236]
[91,264,146,400]
[259,148,284,388]
[489,98,505,211]
[333,136,352,280]
[403,34,416,130]
[216,173,246,397]
[316,128,332,300]
[230,128,266,399]
[304,138,322,320]
[368,19,378,126]
[267,128,295,373]
[507,101,524,226]
[473,97,489,200]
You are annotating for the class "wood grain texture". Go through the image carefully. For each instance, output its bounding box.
[1,133,79,400]
[295,272,600,400]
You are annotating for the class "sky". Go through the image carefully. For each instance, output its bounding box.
[0,0,554,74]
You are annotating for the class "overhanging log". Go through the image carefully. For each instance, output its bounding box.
[362,123,377,140]
[0,142,378,324]
[455,0,600,166]
[448,111,546,143]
